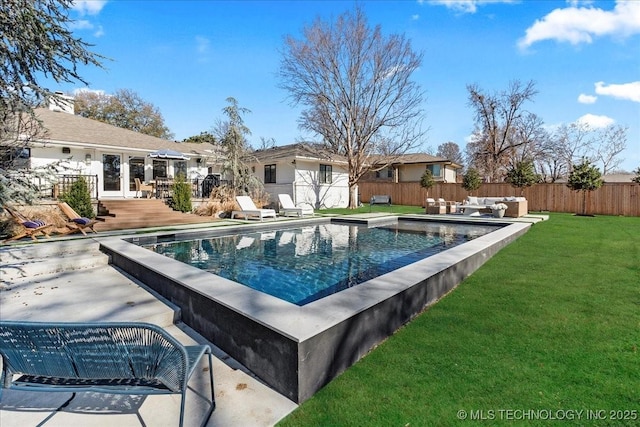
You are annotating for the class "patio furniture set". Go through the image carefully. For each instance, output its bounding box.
[2,203,98,242]
[232,194,315,221]
[426,196,528,218]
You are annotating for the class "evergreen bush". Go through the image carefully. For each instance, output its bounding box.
[59,177,94,218]
[462,168,482,195]
[567,159,603,216]
[170,175,192,213]
[506,161,540,195]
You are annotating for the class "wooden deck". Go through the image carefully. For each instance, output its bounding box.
[95,199,219,232]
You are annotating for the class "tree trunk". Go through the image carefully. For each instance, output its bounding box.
[348,182,358,209]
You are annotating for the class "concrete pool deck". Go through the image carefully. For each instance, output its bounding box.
[0,236,298,427]
[0,213,547,425]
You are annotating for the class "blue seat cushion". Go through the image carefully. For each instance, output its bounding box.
[72,217,92,225]
[22,220,46,228]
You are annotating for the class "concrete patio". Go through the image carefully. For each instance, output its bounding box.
[0,233,298,427]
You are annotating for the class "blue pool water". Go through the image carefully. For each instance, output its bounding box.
[144,220,501,305]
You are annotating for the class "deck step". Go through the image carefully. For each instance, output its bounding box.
[95,199,217,231]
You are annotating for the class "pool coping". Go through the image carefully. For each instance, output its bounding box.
[99,216,531,403]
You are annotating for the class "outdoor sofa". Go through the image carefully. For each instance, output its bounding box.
[462,196,528,218]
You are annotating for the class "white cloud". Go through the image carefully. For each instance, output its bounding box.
[518,0,640,50]
[72,0,107,16]
[578,94,597,104]
[411,14,420,21]
[195,36,210,54]
[94,25,105,38]
[576,113,615,128]
[68,19,93,31]
[421,0,515,14]
[195,36,211,63]
[595,81,640,102]
[72,88,107,97]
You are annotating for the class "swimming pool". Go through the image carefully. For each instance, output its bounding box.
[144,221,502,305]
[100,215,532,403]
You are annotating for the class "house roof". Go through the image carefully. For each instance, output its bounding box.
[603,173,637,183]
[250,143,347,164]
[32,108,217,157]
[370,153,462,168]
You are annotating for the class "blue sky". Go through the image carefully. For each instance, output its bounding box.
[55,0,639,172]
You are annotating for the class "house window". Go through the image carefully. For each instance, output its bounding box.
[174,160,187,179]
[153,160,167,179]
[129,157,145,191]
[427,164,441,177]
[375,167,393,179]
[319,164,332,184]
[264,164,276,183]
[11,147,30,169]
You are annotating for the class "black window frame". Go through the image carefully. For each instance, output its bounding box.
[319,164,332,184]
[264,164,276,184]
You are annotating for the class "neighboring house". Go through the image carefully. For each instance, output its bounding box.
[602,173,636,183]
[364,153,461,183]
[248,143,350,209]
[18,99,219,199]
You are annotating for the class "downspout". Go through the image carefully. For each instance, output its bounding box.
[292,158,297,205]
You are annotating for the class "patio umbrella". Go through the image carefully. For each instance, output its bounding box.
[148,148,190,160]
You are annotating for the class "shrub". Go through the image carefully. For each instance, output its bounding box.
[420,169,435,198]
[59,177,94,218]
[506,161,539,195]
[462,168,482,195]
[567,159,603,216]
[170,175,192,213]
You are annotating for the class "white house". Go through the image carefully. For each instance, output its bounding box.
[249,143,351,209]
[19,101,219,199]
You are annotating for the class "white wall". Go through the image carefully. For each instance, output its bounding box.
[293,160,349,209]
[252,158,350,209]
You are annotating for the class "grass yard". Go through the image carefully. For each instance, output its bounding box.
[278,213,640,426]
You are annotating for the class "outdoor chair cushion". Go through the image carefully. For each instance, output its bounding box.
[72,217,92,225]
[22,220,45,228]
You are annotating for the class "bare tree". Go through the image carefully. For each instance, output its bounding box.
[508,113,548,165]
[549,122,594,178]
[74,89,174,140]
[436,141,464,165]
[279,5,426,208]
[466,80,538,182]
[536,137,567,183]
[593,124,627,175]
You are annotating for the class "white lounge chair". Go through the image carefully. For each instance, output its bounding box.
[231,195,277,221]
[278,194,314,217]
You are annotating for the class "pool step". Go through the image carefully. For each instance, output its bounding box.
[1,240,109,281]
[1,242,180,328]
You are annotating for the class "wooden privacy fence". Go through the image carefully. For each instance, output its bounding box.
[359,182,640,217]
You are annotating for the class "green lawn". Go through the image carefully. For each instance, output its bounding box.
[278,213,640,426]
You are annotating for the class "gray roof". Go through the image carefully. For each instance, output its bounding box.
[251,143,347,163]
[369,153,462,168]
[33,108,217,157]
